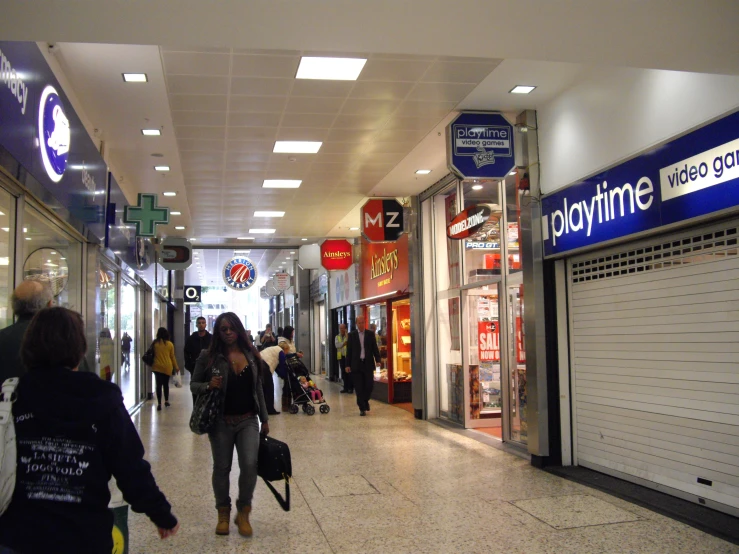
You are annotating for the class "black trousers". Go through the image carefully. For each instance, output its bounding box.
[261,362,277,413]
[154,371,170,404]
[353,368,374,411]
[341,361,354,391]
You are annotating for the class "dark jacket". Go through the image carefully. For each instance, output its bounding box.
[184,331,212,371]
[258,330,277,351]
[190,349,269,423]
[0,315,33,384]
[345,328,381,372]
[0,368,176,554]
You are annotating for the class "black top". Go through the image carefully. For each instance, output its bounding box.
[184,331,212,370]
[0,315,33,384]
[223,363,256,415]
[0,368,176,554]
[345,328,382,372]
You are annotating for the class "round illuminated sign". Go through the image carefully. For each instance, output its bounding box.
[223,257,258,290]
[38,85,70,183]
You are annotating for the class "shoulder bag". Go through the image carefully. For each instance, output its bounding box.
[189,366,223,435]
[257,434,292,511]
[0,377,19,515]
[142,342,155,367]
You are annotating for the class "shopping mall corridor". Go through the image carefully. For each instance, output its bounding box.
[128,377,738,554]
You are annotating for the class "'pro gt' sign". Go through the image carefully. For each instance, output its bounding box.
[361,198,404,242]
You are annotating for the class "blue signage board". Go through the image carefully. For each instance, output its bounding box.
[542,110,739,257]
[447,112,515,179]
[0,42,107,241]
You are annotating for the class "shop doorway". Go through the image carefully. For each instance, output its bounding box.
[120,278,138,410]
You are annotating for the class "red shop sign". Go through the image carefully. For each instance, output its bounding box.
[361,234,409,299]
[321,239,353,271]
[478,320,500,362]
[447,205,492,239]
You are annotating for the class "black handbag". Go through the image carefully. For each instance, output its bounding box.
[257,435,292,511]
[189,367,223,435]
[141,343,155,366]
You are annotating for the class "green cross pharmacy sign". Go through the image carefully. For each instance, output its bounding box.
[124,193,170,237]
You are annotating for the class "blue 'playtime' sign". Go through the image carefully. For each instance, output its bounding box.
[447,112,515,179]
[542,110,739,257]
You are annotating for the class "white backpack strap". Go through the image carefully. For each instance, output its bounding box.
[0,378,19,425]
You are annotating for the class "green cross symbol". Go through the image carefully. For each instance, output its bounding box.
[124,193,170,237]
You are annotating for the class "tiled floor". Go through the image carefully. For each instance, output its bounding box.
[127,375,739,553]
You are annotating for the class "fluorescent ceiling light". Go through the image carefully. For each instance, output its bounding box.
[301,238,308,241]
[0,211,4,215]
[296,57,367,81]
[509,85,536,94]
[290,251,296,254]
[190,237,196,241]
[123,73,148,82]
[163,192,177,196]
[273,141,322,154]
[415,169,432,175]
[170,211,181,215]
[249,229,276,234]
[349,227,359,231]
[254,211,285,218]
[509,170,517,175]
[175,226,185,230]
[1,228,8,232]
[141,129,161,136]
[237,237,255,240]
[263,179,301,189]
[472,185,483,190]
[155,166,170,172]
[25,237,31,241]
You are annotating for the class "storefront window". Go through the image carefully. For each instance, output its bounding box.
[507,278,527,443]
[120,278,138,410]
[505,177,522,276]
[368,303,388,381]
[467,287,502,423]
[97,258,118,382]
[0,188,16,328]
[462,179,504,285]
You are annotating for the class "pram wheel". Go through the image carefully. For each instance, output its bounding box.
[289,404,299,414]
[305,404,316,416]
[320,404,330,414]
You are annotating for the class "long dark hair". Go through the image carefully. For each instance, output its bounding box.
[283,325,295,341]
[156,327,169,343]
[207,312,261,364]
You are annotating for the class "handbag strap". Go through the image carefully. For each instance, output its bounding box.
[0,378,19,426]
[261,475,290,511]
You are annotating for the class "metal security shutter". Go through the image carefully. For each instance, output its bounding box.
[568,219,739,514]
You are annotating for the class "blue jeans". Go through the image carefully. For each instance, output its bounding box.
[208,416,260,510]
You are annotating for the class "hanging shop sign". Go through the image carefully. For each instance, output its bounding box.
[447,205,492,239]
[478,321,500,362]
[320,239,353,271]
[0,42,108,241]
[159,237,192,270]
[259,286,269,299]
[124,193,170,238]
[361,198,404,242]
[542,110,739,257]
[298,243,321,269]
[265,280,280,297]
[274,272,291,291]
[184,285,201,303]
[222,256,258,291]
[310,273,328,300]
[447,112,515,179]
[361,234,409,299]
[329,264,359,309]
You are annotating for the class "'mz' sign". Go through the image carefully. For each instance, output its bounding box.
[361,198,404,242]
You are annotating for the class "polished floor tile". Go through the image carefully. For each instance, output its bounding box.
[124,375,739,553]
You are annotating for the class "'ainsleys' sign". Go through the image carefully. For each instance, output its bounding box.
[321,239,353,271]
[447,205,492,239]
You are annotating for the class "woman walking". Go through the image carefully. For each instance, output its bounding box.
[191,312,269,537]
[151,327,179,411]
[0,307,179,553]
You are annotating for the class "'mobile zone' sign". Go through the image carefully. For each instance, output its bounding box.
[447,205,492,239]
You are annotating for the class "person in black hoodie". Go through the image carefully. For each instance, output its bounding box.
[0,307,179,554]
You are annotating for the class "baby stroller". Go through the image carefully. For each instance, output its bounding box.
[283,354,330,416]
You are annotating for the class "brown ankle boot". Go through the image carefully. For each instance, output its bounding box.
[215,506,230,535]
[234,505,252,537]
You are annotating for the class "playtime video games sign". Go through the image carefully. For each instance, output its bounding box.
[542,111,739,257]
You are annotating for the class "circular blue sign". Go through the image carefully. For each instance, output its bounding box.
[223,257,258,290]
[38,85,70,183]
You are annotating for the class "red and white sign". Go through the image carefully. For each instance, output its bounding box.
[478,320,500,362]
[321,239,353,271]
[361,198,404,242]
[274,272,291,291]
[447,205,492,239]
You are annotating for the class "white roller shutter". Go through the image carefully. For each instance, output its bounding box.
[568,219,739,514]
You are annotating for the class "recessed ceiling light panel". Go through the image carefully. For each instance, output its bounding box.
[170,211,182,215]
[163,191,177,196]
[237,237,255,240]
[415,169,432,175]
[155,166,170,172]
[273,141,322,154]
[249,229,276,234]
[123,73,148,82]
[296,57,367,81]
[509,85,536,94]
[254,211,285,217]
[263,179,301,188]
[141,129,161,136]
[472,185,483,190]
[175,226,185,230]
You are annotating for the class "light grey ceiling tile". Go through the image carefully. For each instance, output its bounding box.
[175,126,227,140]
[422,60,500,83]
[406,82,477,102]
[375,129,426,143]
[396,100,457,117]
[232,48,302,56]
[364,152,405,165]
[332,114,389,130]
[279,113,335,128]
[225,162,269,172]
[172,111,228,126]
[225,152,271,163]
[161,46,231,54]
[384,115,444,131]
[364,141,418,154]
[230,77,292,96]
[167,75,229,95]
[358,59,433,82]
[326,128,378,142]
[371,53,437,62]
[226,140,274,153]
[340,98,400,116]
[177,138,226,151]
[229,95,288,113]
[179,152,224,163]
[231,54,300,78]
[349,81,415,101]
[228,127,278,141]
[289,80,354,98]
[228,112,282,127]
[318,141,369,154]
[275,127,330,141]
[181,161,224,172]
[163,52,231,76]
[285,96,344,114]
[169,94,228,111]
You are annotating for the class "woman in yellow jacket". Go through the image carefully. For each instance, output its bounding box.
[152,327,179,411]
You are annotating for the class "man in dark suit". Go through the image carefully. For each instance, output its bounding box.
[345,315,381,416]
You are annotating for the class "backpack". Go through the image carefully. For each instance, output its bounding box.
[257,435,292,511]
[0,378,19,515]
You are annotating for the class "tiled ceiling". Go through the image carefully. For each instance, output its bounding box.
[162,48,501,241]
